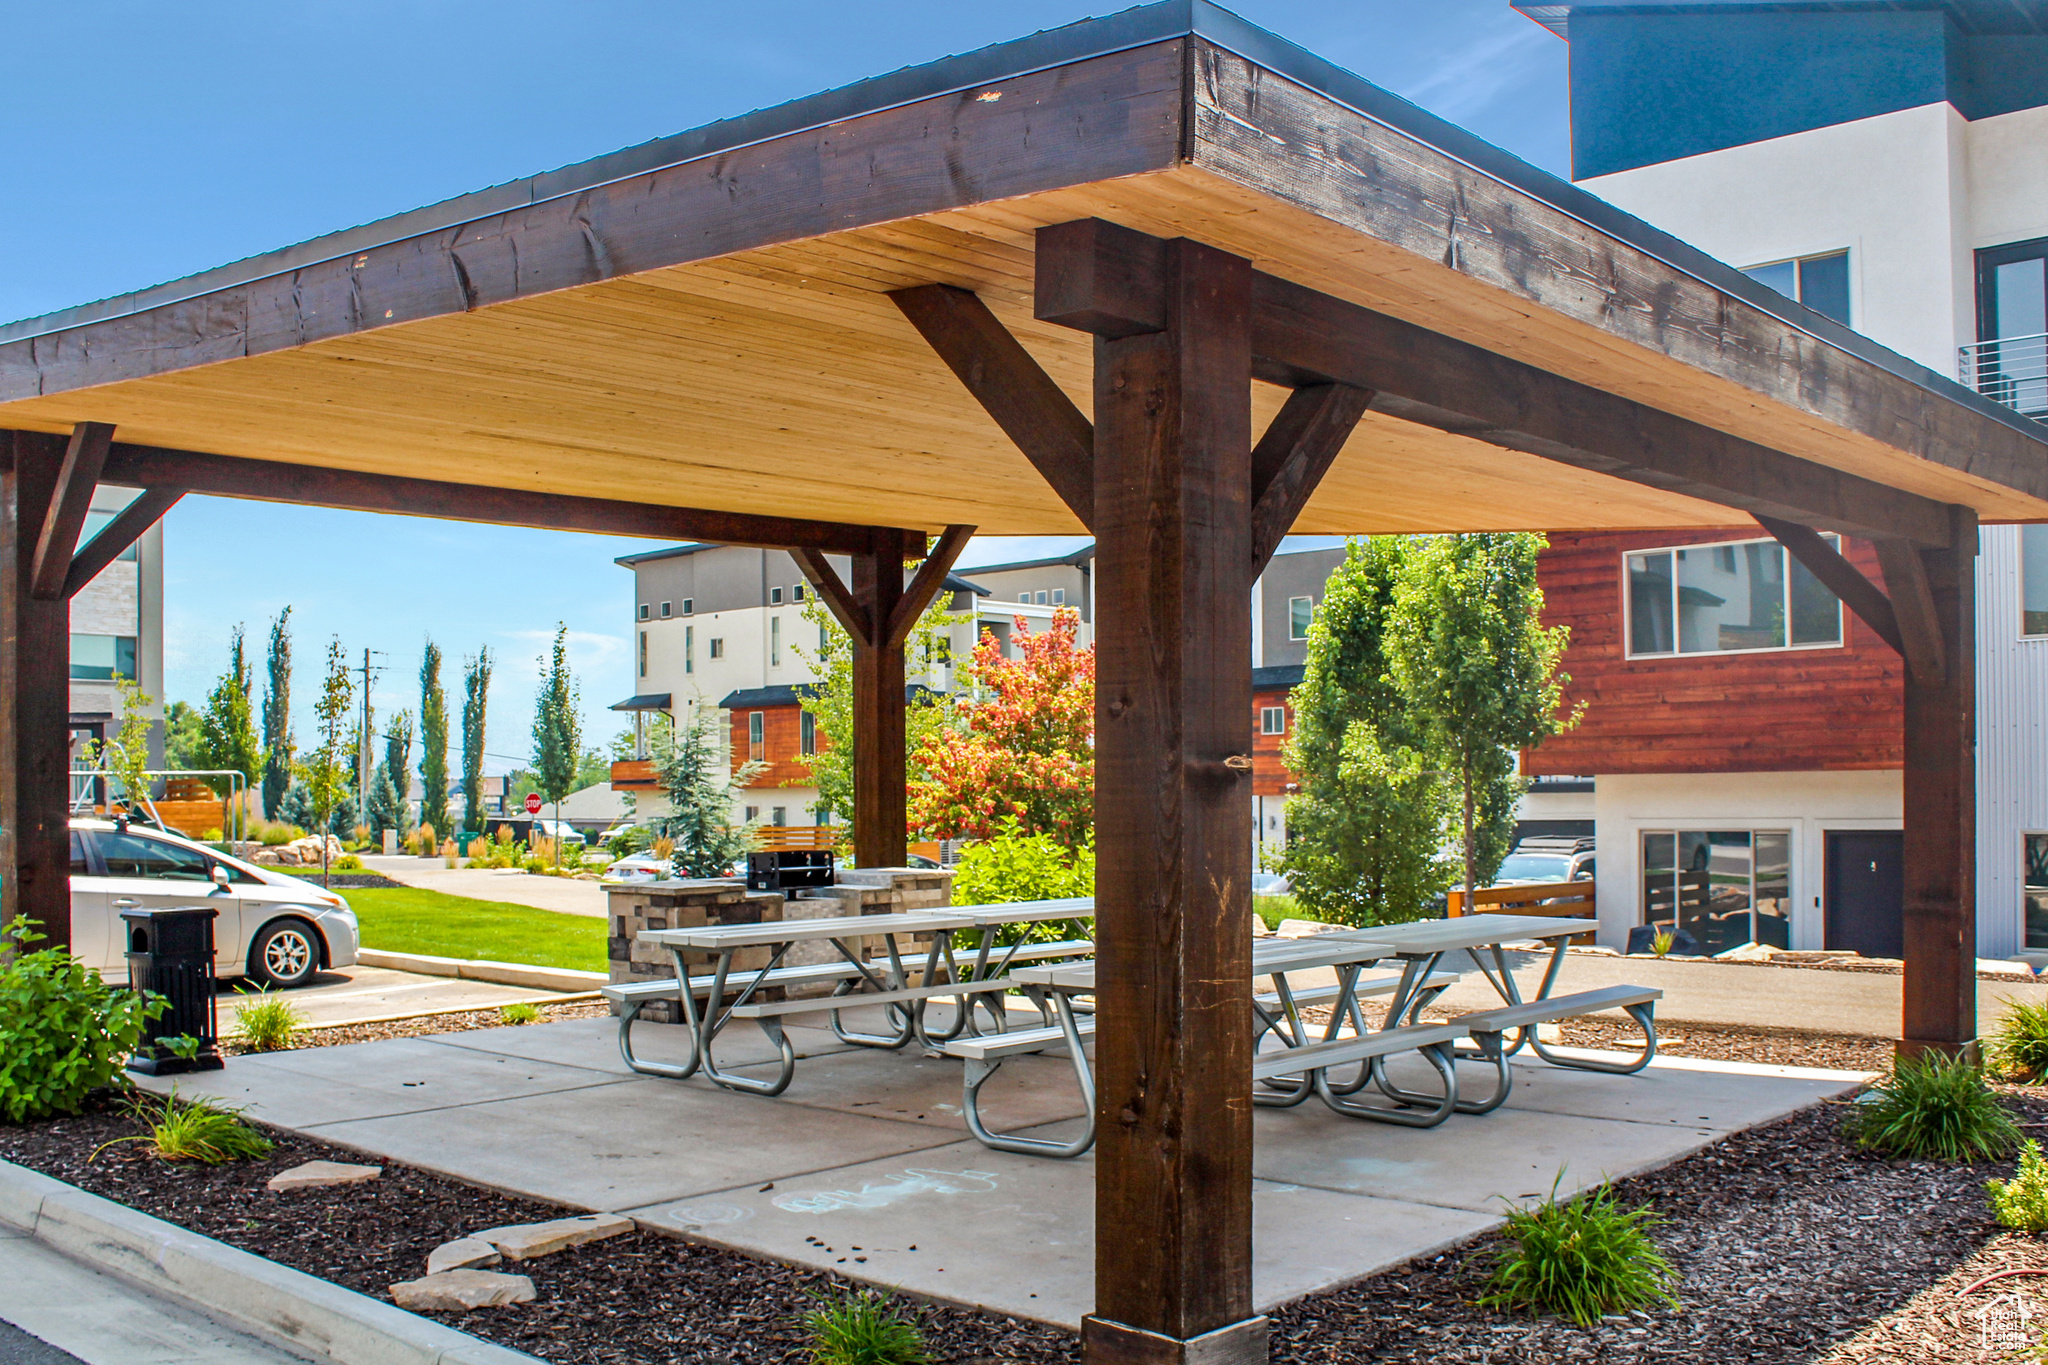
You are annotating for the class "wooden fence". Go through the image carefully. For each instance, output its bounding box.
[1446,879,1597,945]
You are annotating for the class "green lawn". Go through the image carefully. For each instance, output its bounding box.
[1255,894,1305,931]
[345,887,606,972]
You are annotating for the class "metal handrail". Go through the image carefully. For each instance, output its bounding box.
[69,765,250,845]
[1960,331,2048,420]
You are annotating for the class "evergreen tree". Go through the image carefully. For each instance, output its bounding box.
[296,638,356,884]
[366,763,405,841]
[417,641,450,839]
[460,648,492,834]
[261,608,294,818]
[196,625,265,800]
[1388,533,1578,907]
[277,780,316,833]
[653,707,763,878]
[530,625,581,864]
[162,701,206,772]
[383,709,414,836]
[1275,539,1453,926]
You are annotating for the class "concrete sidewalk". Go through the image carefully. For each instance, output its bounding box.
[221,964,567,1033]
[359,857,606,918]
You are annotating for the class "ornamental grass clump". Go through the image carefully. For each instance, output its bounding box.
[801,1289,929,1365]
[233,988,304,1053]
[1846,1051,2019,1161]
[1992,1001,2048,1084]
[0,917,163,1124]
[499,1002,541,1026]
[1479,1178,1680,1327]
[1990,1139,2048,1231]
[98,1090,273,1165]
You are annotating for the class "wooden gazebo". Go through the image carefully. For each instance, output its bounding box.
[4,4,2043,1360]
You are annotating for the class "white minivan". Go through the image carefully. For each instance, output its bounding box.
[69,818,361,989]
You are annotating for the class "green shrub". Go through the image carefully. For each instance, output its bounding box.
[330,853,365,872]
[801,1289,928,1365]
[99,1090,273,1164]
[233,989,304,1053]
[1254,895,1301,931]
[0,917,163,1123]
[1991,1001,2048,1083]
[1846,1051,2019,1161]
[950,824,1093,946]
[499,1002,541,1026]
[1480,1178,1680,1326]
[1990,1139,2048,1230]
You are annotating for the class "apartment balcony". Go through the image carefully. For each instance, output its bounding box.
[609,758,658,790]
[1960,333,2048,421]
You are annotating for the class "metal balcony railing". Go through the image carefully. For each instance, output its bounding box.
[1960,332,2048,420]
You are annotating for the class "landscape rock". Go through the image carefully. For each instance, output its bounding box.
[265,1160,381,1192]
[474,1213,635,1261]
[389,1270,535,1311]
[1275,918,1340,939]
[427,1236,503,1274]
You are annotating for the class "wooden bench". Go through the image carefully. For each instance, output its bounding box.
[1249,1021,1471,1127]
[940,1014,1100,1157]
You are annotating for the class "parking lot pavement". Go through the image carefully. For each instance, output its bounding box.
[220,964,569,1033]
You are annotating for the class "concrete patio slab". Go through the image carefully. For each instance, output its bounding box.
[430,1015,858,1074]
[722,1045,1091,1132]
[301,1075,963,1211]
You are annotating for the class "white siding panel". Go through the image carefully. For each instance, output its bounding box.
[1976,525,2048,959]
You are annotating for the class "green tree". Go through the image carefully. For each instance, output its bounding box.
[83,676,156,821]
[162,701,205,772]
[652,707,763,878]
[460,648,492,834]
[261,608,293,818]
[295,639,355,885]
[1276,539,1453,926]
[195,625,264,800]
[367,710,414,840]
[531,625,581,864]
[417,640,450,839]
[1389,533,1578,907]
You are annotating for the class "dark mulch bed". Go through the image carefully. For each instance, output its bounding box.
[0,1091,1076,1365]
[304,872,407,889]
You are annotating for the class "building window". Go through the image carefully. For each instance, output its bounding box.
[709,638,725,659]
[638,604,650,621]
[638,631,647,679]
[78,510,141,564]
[770,586,783,605]
[1971,237,2047,420]
[748,711,764,761]
[801,710,817,756]
[1741,250,1850,327]
[1052,588,1065,606]
[1260,706,1286,736]
[1641,829,1791,953]
[681,598,694,615]
[70,634,137,682]
[2027,833,2048,948]
[771,616,781,667]
[792,584,806,602]
[771,805,787,826]
[819,624,830,652]
[744,805,760,822]
[1035,591,1048,605]
[1288,596,1314,640]
[660,601,672,619]
[685,626,694,674]
[1625,534,1843,658]
[2024,526,2048,638]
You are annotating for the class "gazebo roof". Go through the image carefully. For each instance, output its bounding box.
[3,0,2042,537]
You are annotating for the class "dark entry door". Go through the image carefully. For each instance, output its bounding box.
[1826,830,1903,959]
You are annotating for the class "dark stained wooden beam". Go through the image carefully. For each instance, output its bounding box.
[794,549,871,646]
[1875,539,1948,687]
[1034,219,1955,549]
[851,528,912,870]
[1249,383,1371,571]
[1896,508,1977,1057]
[64,487,183,599]
[93,442,910,556]
[2,432,76,950]
[886,524,974,649]
[1753,514,1904,658]
[30,422,114,601]
[889,286,1095,530]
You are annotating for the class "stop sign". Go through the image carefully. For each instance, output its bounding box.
[525,792,543,815]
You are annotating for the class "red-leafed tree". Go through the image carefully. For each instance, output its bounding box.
[910,608,1094,847]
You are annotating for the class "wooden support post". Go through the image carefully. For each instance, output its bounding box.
[1888,512,1978,1057]
[1078,237,1265,1364]
[1,432,76,949]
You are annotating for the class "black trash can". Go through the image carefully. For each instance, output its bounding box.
[121,906,224,1075]
[747,849,836,897]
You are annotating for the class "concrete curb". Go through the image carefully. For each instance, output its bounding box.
[0,1157,542,1365]
[356,950,608,993]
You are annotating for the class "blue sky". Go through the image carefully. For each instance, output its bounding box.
[7,1,1568,767]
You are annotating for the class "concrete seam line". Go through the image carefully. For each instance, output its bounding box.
[0,1157,543,1365]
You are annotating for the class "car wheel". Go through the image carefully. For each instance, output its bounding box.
[248,919,322,989]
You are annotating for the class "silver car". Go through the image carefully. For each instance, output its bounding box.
[70,818,361,990]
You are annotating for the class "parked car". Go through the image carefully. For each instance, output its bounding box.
[68,817,360,990]
[600,851,669,884]
[1488,835,1596,888]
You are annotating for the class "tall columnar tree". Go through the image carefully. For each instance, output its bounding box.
[909,608,1095,847]
[1276,539,1454,926]
[653,707,763,878]
[460,648,492,835]
[261,608,294,818]
[297,639,356,884]
[531,624,581,864]
[417,640,450,839]
[1388,533,1578,907]
[196,625,266,817]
